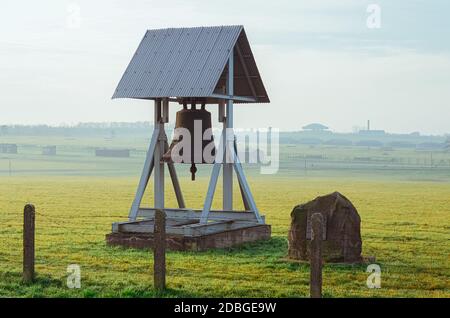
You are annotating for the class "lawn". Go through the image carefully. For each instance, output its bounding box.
[0,176,449,297]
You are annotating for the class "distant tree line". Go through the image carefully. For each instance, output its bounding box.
[0,122,157,137]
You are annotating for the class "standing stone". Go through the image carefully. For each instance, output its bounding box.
[288,192,362,263]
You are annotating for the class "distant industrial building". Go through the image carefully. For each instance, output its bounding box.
[95,148,130,158]
[358,120,385,136]
[42,145,57,156]
[0,143,18,154]
[358,129,386,136]
[302,123,329,132]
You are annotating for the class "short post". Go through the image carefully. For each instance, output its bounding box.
[23,204,35,284]
[310,213,323,298]
[153,209,166,291]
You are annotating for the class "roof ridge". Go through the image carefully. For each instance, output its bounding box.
[146,25,244,32]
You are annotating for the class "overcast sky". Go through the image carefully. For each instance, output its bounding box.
[1,0,449,134]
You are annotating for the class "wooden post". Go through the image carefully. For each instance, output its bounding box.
[310,213,323,298]
[153,209,166,291]
[23,204,35,283]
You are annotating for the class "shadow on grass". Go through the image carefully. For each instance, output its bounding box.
[0,270,203,298]
[105,236,289,261]
[178,236,288,257]
[0,271,63,288]
[105,235,370,276]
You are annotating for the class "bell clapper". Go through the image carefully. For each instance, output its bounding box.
[190,163,197,181]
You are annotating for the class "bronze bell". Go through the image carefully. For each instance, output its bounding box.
[163,102,215,180]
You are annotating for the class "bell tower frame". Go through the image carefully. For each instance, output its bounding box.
[108,25,271,251]
[127,53,263,225]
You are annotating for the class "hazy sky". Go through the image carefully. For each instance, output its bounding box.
[1,0,449,134]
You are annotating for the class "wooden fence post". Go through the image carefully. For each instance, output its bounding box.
[23,204,35,284]
[310,212,323,298]
[154,209,166,291]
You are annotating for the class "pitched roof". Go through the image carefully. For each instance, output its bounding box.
[112,25,269,104]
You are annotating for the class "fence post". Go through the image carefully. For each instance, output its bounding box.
[23,204,35,284]
[310,213,323,298]
[154,209,166,291]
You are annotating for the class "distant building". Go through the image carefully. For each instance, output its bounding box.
[95,148,130,158]
[0,143,18,154]
[42,146,57,156]
[358,129,385,136]
[302,123,329,132]
[358,120,385,136]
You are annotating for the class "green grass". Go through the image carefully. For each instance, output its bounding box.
[1,176,449,298]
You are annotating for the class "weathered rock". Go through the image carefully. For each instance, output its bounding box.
[288,192,362,263]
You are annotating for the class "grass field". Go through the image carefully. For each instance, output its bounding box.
[1,175,449,297]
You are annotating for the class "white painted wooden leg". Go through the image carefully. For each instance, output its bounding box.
[129,128,160,221]
[154,133,165,209]
[223,133,233,210]
[164,139,185,208]
[200,133,225,224]
[234,141,250,210]
[200,162,222,224]
[154,99,165,209]
[231,148,264,224]
[223,54,234,211]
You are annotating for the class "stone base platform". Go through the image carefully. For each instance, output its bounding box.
[106,224,271,251]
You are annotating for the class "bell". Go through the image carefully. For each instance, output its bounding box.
[163,102,215,180]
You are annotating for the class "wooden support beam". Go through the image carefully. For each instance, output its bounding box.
[153,210,166,291]
[235,140,250,211]
[310,213,323,298]
[164,138,185,208]
[219,75,259,80]
[154,99,165,209]
[128,128,159,220]
[114,217,261,237]
[209,94,257,102]
[223,53,234,211]
[200,131,224,224]
[231,147,264,224]
[236,43,257,99]
[23,204,35,284]
[137,208,263,222]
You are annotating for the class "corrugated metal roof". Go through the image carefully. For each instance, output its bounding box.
[112,25,269,103]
